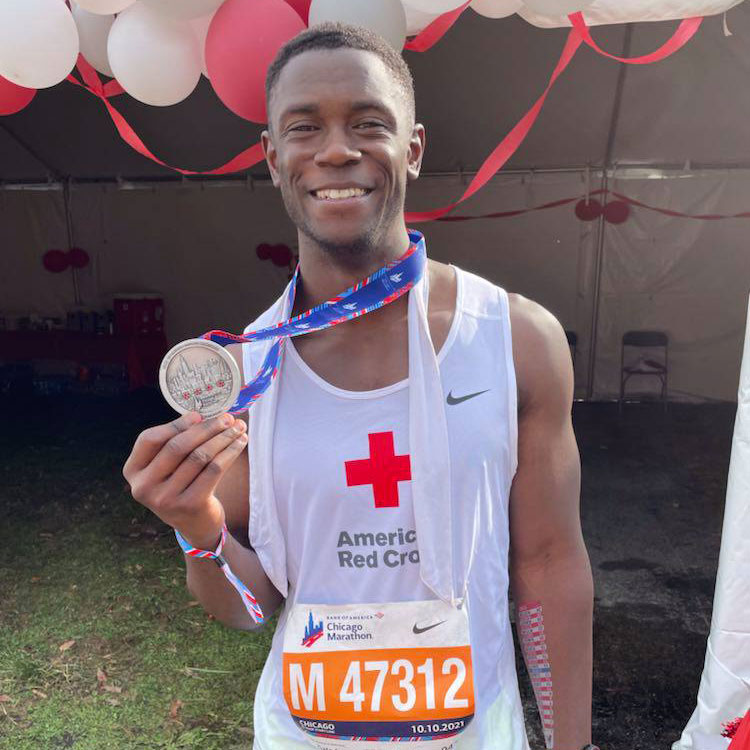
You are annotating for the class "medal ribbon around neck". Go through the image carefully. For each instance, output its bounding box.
[201,229,427,413]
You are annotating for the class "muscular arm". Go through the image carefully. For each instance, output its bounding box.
[183,344,285,630]
[508,295,594,750]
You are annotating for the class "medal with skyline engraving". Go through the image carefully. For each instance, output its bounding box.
[159,339,241,419]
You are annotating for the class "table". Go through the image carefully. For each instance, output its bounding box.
[0,330,169,389]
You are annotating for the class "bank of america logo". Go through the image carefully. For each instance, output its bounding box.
[302,611,324,648]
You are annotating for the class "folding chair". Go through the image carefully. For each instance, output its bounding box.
[619,330,668,414]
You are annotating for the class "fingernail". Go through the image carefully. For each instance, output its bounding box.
[221,415,233,427]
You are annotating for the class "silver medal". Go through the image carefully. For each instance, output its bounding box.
[159,338,241,418]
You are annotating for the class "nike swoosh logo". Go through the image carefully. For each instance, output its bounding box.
[446,389,489,406]
[413,620,446,635]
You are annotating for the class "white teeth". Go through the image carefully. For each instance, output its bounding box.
[314,187,368,200]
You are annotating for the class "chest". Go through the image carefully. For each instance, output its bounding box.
[291,270,455,392]
[269,336,513,607]
[272,333,510,529]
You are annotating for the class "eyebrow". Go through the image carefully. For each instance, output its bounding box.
[279,99,398,124]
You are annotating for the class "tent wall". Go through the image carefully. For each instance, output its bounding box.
[594,171,750,402]
[2,189,70,317]
[2,169,748,402]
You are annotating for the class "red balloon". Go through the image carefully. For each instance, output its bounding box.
[206,0,306,123]
[284,0,311,23]
[256,243,272,260]
[67,247,90,269]
[574,198,602,222]
[0,75,36,116]
[270,244,292,267]
[42,250,70,273]
[603,200,630,224]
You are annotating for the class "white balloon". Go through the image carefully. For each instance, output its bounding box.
[108,3,201,106]
[521,0,594,13]
[141,0,225,21]
[309,0,407,51]
[402,0,465,13]
[72,2,115,77]
[470,0,523,18]
[76,0,136,15]
[403,5,443,35]
[0,0,79,89]
[189,13,214,77]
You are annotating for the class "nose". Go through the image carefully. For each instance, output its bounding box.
[314,126,361,168]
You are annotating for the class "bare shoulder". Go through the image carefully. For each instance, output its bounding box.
[507,293,573,416]
[427,259,458,351]
[215,343,250,543]
[427,259,457,307]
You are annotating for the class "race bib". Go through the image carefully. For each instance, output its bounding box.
[282,600,475,749]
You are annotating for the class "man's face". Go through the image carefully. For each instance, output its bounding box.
[263,48,424,256]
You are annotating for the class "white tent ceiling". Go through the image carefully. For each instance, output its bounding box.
[2,4,750,183]
[3,5,750,404]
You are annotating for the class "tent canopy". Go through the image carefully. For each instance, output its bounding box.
[3,6,750,405]
[2,6,750,183]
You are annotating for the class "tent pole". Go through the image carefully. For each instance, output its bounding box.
[586,24,633,401]
[0,121,64,182]
[63,180,81,307]
[9,163,750,190]
[0,166,602,190]
[586,171,607,401]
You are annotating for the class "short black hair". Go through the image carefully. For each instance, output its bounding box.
[265,22,415,125]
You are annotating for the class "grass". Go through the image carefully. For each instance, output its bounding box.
[0,502,276,750]
[0,391,275,750]
[0,388,733,750]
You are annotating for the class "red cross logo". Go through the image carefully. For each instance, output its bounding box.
[345,432,412,509]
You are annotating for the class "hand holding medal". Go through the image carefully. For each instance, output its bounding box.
[122,410,247,550]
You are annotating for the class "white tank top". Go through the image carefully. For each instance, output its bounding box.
[250,267,529,750]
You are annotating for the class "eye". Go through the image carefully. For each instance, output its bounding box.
[355,121,387,129]
[287,124,318,133]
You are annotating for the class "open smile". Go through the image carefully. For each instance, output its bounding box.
[309,187,375,202]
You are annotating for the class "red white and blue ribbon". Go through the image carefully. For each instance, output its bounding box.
[175,231,426,622]
[174,522,265,624]
[201,229,427,413]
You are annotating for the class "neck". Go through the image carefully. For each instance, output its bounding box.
[294,225,413,313]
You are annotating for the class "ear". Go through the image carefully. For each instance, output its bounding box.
[406,123,425,183]
[262,130,281,188]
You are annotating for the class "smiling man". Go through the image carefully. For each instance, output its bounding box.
[123,22,595,750]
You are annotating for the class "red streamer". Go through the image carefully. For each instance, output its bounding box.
[405,28,583,222]
[405,13,705,222]
[568,12,703,64]
[64,11,705,213]
[437,193,587,222]
[427,187,750,224]
[612,191,750,220]
[63,0,475,177]
[404,1,472,53]
[66,56,264,175]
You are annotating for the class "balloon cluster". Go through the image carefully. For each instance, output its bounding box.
[0,0,594,119]
[42,247,91,273]
[575,198,630,224]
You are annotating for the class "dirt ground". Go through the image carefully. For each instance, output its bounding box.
[569,400,734,750]
[0,388,736,749]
